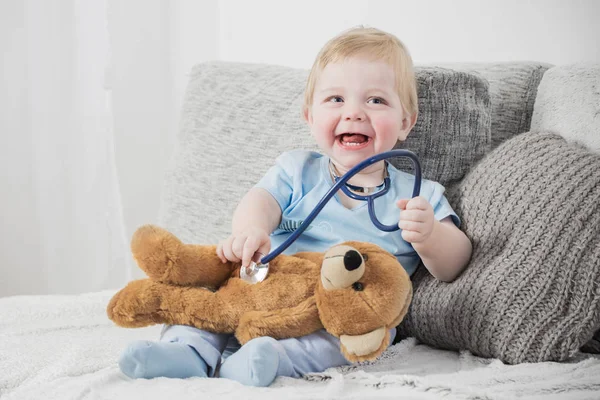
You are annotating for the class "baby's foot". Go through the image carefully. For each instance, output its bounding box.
[119,340,208,379]
[219,337,282,387]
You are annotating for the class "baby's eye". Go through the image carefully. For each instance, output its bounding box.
[367,97,387,105]
[328,96,344,103]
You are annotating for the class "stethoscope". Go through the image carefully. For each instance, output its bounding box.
[240,149,421,283]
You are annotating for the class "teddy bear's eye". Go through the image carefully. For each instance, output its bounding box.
[361,254,368,262]
[352,282,364,291]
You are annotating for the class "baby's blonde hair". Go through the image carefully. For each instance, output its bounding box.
[303,26,418,118]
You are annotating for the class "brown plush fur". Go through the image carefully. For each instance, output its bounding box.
[107,224,412,362]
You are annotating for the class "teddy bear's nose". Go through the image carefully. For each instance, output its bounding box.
[344,250,363,271]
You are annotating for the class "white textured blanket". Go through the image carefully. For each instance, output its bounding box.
[1,291,600,400]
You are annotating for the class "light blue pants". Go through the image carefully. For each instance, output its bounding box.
[160,325,396,378]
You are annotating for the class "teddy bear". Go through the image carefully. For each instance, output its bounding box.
[107,224,412,362]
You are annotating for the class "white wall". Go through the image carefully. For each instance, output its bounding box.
[217,0,600,69]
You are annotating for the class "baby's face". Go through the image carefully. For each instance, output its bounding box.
[305,57,413,172]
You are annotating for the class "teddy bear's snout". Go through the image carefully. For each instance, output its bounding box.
[321,245,365,290]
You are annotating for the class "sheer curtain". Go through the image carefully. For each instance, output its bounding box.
[0,0,130,296]
[1,0,218,296]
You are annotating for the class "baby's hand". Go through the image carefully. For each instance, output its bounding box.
[216,228,271,267]
[397,197,435,244]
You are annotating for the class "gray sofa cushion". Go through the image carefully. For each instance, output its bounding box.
[531,63,600,153]
[398,132,600,364]
[160,61,491,243]
[393,66,490,186]
[160,62,316,244]
[439,62,551,148]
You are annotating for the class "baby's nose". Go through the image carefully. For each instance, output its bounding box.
[344,112,364,121]
[343,103,365,121]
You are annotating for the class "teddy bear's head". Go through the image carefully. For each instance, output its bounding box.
[315,241,412,362]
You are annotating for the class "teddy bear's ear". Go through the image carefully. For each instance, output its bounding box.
[339,327,390,362]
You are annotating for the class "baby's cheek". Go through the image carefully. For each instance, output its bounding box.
[373,117,402,140]
[311,112,338,137]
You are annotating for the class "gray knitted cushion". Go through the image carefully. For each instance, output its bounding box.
[159,61,490,243]
[398,132,600,364]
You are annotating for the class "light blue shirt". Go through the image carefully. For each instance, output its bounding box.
[255,150,460,276]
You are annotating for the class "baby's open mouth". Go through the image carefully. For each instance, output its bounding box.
[338,133,370,147]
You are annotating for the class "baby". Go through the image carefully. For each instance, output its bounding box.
[119,26,472,386]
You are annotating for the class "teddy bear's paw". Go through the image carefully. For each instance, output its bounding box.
[235,311,265,344]
[339,326,389,363]
[131,225,183,281]
[107,279,161,328]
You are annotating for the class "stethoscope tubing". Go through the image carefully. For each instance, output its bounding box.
[259,149,421,265]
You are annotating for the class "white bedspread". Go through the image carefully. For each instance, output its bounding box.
[2,290,600,400]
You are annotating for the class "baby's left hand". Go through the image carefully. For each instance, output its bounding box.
[397,197,435,244]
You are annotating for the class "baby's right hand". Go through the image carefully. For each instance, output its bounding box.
[216,228,271,268]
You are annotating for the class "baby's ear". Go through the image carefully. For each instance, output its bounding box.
[398,113,418,141]
[303,106,313,124]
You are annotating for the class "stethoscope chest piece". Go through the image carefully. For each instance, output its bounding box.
[240,253,270,283]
